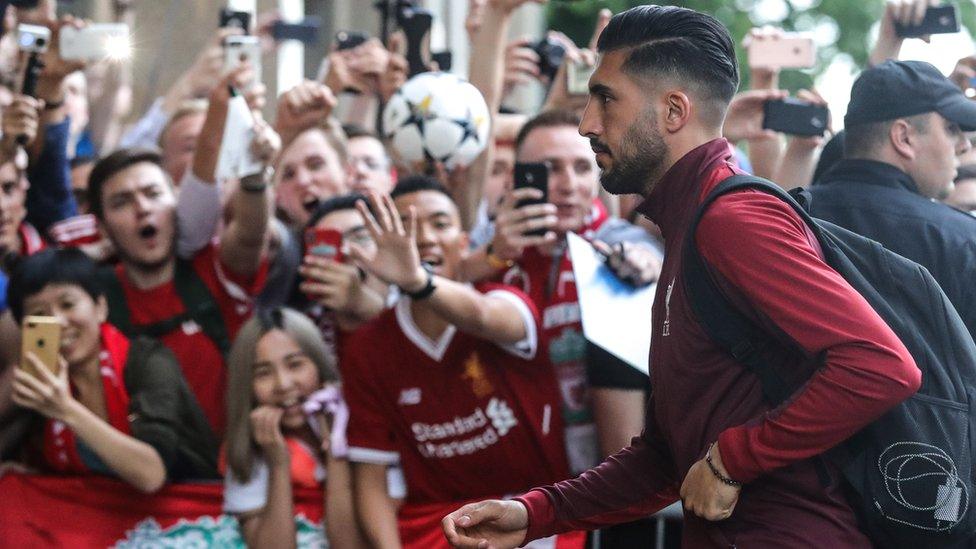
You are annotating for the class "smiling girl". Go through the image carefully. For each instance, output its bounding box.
[223,307,363,548]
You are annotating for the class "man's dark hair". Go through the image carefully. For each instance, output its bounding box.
[596,5,739,123]
[6,248,103,323]
[341,124,379,141]
[87,148,165,219]
[306,192,372,230]
[390,175,453,202]
[515,109,581,153]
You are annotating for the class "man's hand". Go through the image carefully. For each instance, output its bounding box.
[950,55,976,93]
[787,88,831,149]
[501,38,541,98]
[32,15,87,104]
[250,405,289,467]
[250,115,282,168]
[593,241,661,286]
[679,443,741,521]
[163,28,243,113]
[490,188,557,261]
[323,38,389,96]
[378,33,409,103]
[349,192,426,292]
[1,95,42,153]
[299,254,369,313]
[871,0,938,66]
[274,80,337,146]
[722,89,788,143]
[443,499,529,549]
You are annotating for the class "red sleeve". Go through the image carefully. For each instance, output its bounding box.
[193,243,269,299]
[342,329,400,465]
[697,191,920,483]
[514,395,679,542]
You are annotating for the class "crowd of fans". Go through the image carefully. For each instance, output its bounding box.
[1,0,976,547]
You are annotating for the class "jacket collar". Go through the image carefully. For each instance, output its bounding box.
[819,159,920,194]
[635,138,736,241]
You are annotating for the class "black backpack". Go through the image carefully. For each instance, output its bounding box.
[683,175,976,549]
[99,258,231,357]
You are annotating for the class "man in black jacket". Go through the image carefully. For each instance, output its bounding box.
[809,60,976,338]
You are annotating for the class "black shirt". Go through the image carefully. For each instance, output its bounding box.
[809,159,976,339]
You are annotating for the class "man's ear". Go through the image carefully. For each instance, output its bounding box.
[663,91,692,134]
[889,119,917,161]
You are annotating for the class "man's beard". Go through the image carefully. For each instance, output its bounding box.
[598,110,668,196]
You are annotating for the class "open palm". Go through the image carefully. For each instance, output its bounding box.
[350,192,425,290]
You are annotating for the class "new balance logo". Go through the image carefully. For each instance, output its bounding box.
[486,398,517,436]
[398,388,422,406]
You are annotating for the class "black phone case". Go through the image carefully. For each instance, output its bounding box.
[273,17,322,44]
[219,9,251,34]
[895,5,959,37]
[514,163,549,237]
[335,30,368,51]
[762,99,829,137]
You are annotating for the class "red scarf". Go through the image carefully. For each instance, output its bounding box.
[43,324,131,474]
[18,222,46,256]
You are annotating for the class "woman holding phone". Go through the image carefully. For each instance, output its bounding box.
[6,248,218,492]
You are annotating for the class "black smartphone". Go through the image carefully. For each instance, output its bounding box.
[895,5,959,38]
[273,16,322,44]
[219,8,251,34]
[533,37,566,82]
[335,30,368,51]
[513,162,549,236]
[762,98,829,137]
[431,50,453,72]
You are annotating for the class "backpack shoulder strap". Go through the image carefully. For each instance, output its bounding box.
[170,258,232,357]
[681,174,812,405]
[99,266,135,337]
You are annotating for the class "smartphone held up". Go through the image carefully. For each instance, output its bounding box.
[20,316,62,379]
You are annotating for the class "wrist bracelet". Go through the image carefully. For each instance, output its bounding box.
[402,264,436,300]
[43,99,65,110]
[706,443,742,487]
[485,243,514,271]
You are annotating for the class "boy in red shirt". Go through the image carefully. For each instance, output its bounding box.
[86,68,277,437]
[343,177,576,548]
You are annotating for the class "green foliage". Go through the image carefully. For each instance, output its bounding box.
[547,1,976,92]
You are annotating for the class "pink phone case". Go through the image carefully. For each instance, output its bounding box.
[748,36,816,70]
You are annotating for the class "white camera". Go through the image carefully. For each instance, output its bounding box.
[17,24,50,54]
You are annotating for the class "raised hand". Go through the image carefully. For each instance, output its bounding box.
[1,95,42,153]
[592,240,662,287]
[250,405,289,467]
[490,188,557,262]
[348,192,427,292]
[11,353,73,421]
[442,499,529,549]
[274,80,337,146]
[298,254,369,313]
[722,88,789,143]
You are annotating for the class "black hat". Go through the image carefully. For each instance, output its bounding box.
[844,60,976,131]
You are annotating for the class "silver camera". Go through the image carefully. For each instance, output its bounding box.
[17,24,51,54]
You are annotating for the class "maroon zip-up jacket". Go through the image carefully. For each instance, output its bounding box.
[515,139,920,547]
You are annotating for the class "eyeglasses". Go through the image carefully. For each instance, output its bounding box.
[348,156,390,172]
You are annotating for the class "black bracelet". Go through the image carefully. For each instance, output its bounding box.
[706,443,742,487]
[401,264,436,300]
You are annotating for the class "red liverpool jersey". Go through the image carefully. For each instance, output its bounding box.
[343,284,569,506]
[113,243,266,436]
[495,202,609,474]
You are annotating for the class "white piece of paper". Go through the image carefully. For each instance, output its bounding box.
[215,95,263,181]
[567,232,655,375]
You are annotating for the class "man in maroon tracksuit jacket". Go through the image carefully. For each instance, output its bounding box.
[443,6,921,548]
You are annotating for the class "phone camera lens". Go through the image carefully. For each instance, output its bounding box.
[36,338,44,348]
[35,37,46,47]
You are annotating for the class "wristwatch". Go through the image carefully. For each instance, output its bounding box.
[402,263,437,300]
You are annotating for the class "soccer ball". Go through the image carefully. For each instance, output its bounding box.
[382,71,490,169]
